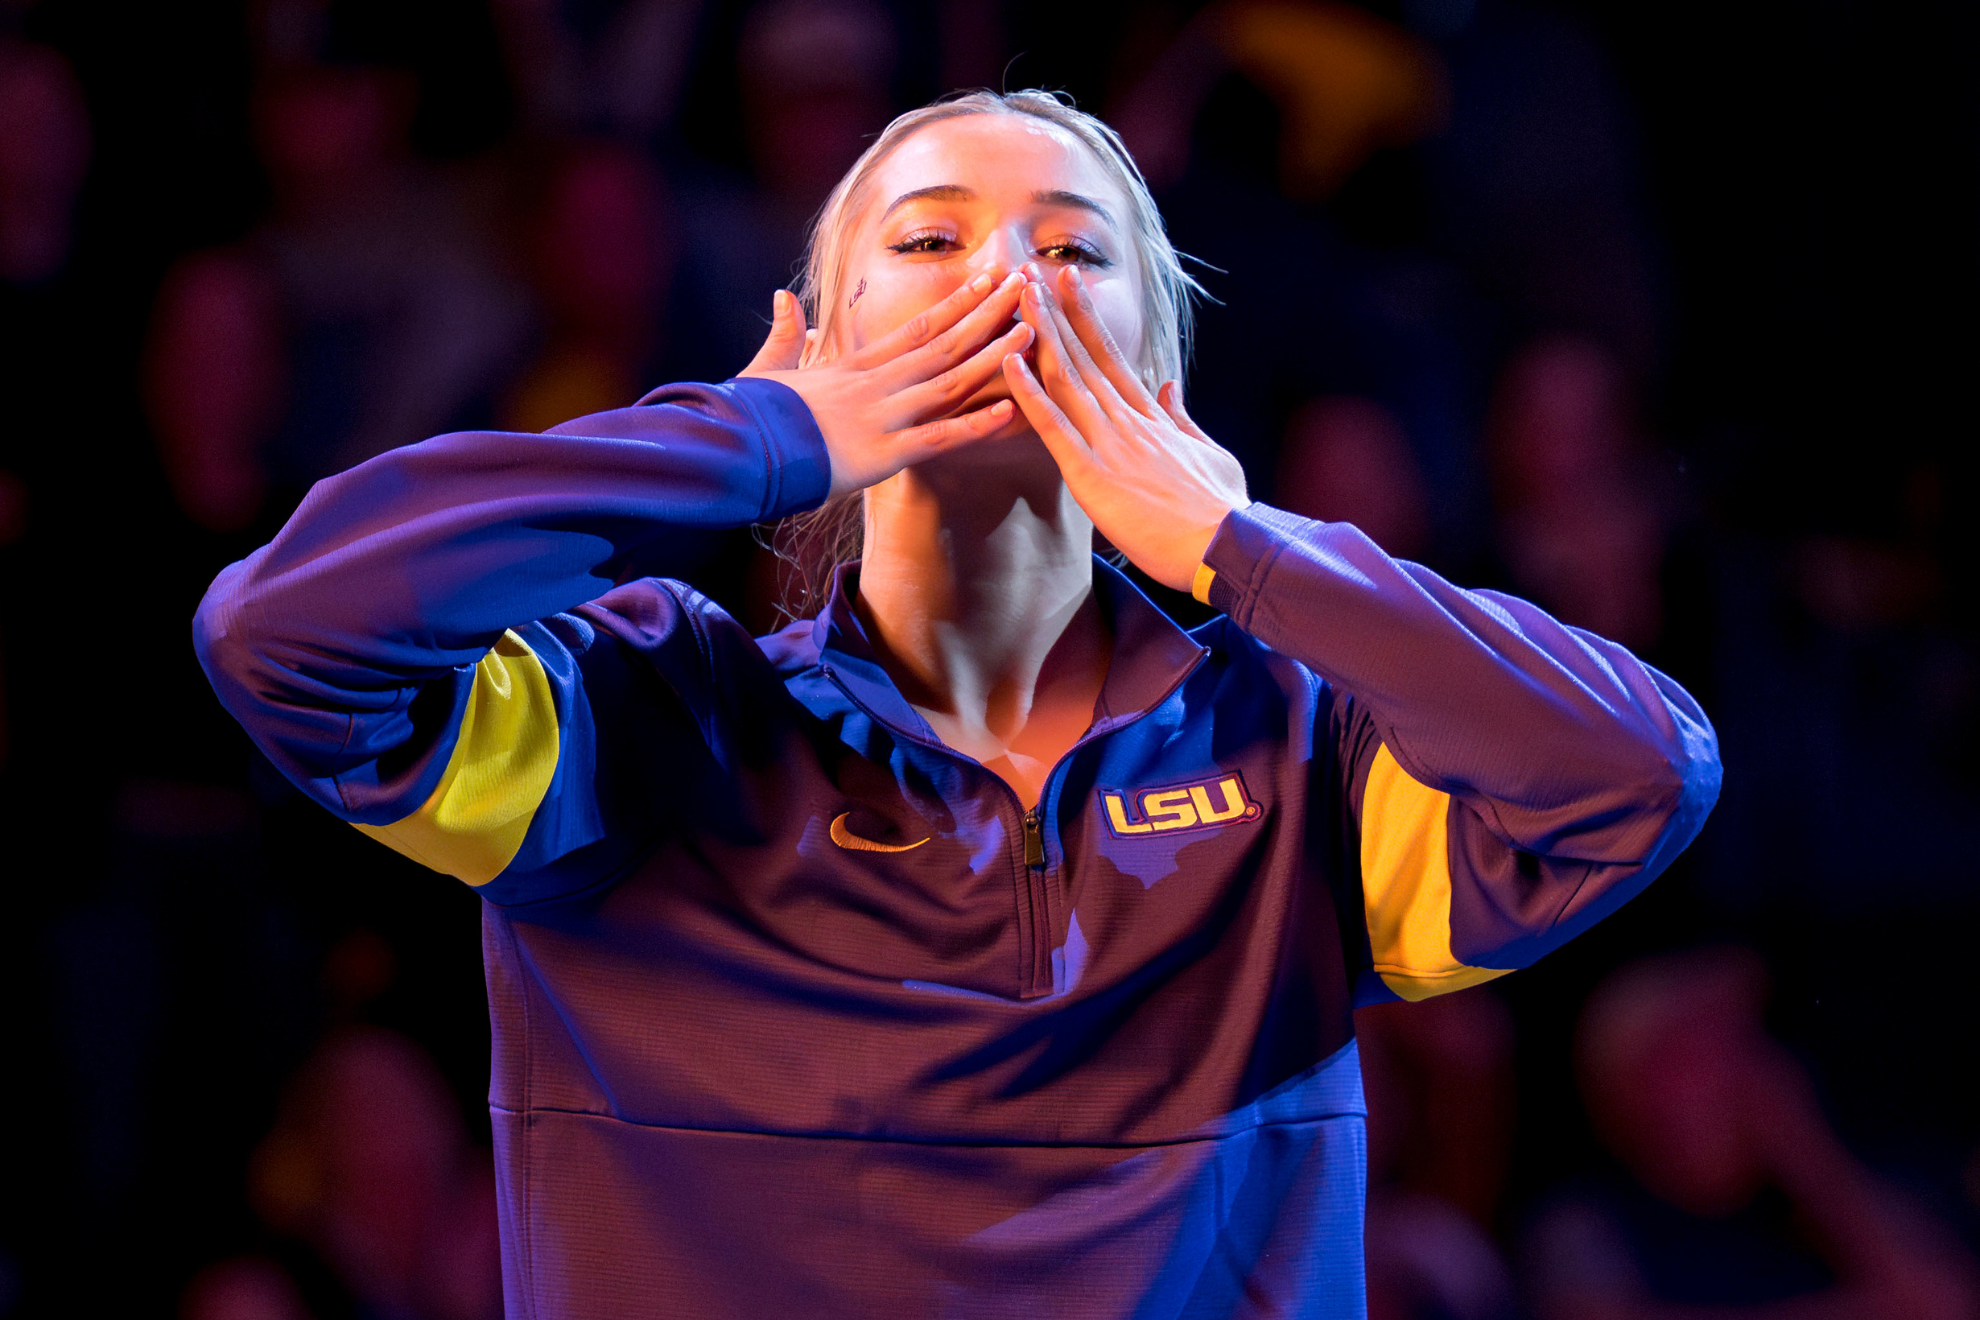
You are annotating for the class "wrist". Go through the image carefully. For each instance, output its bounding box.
[1176,510,1234,599]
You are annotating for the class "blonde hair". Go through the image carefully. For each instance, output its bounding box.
[770,89,1202,619]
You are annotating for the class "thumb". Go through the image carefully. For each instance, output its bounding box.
[742,290,806,375]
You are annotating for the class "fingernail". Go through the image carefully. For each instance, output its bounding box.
[1001,270,1024,289]
[971,273,994,293]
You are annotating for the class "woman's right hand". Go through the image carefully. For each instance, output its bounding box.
[740,274,1033,498]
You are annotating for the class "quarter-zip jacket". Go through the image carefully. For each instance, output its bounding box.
[194,377,1720,1320]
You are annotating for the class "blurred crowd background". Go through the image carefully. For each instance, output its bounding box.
[2,0,1978,1315]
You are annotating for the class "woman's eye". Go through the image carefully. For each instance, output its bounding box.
[886,232,957,255]
[1038,241,1112,268]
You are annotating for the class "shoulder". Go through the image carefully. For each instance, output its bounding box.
[1188,612,1333,709]
[565,577,788,698]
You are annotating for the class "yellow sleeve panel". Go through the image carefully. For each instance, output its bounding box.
[355,629,561,887]
[1359,742,1510,1002]
[1191,563,1219,606]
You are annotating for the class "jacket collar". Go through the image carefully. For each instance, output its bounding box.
[803,557,1209,746]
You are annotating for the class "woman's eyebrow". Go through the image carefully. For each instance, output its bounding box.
[1032,190,1115,229]
[879,184,1117,229]
[882,184,975,218]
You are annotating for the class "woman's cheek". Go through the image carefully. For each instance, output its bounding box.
[1087,275,1144,366]
[845,265,970,351]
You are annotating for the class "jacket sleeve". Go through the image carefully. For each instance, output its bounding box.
[1199,504,1721,1002]
[192,377,832,904]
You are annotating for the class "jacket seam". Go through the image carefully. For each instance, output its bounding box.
[1537,857,1601,938]
[330,712,358,814]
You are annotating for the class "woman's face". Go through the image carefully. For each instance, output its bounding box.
[831,113,1147,421]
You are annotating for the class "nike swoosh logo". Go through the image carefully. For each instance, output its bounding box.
[829,812,929,854]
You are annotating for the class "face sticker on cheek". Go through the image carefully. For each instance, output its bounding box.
[848,277,866,310]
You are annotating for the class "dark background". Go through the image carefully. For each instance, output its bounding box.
[2,0,1977,1315]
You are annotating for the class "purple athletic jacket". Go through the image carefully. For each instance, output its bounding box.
[194,378,1719,1319]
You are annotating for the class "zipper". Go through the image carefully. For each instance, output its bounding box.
[822,651,1210,997]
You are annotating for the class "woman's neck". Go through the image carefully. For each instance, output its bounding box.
[854,456,1109,804]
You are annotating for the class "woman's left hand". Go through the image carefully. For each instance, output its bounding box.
[1002,265,1249,593]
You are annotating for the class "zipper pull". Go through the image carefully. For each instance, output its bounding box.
[1023,809,1045,868]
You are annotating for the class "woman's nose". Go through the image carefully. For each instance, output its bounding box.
[970,228,1026,279]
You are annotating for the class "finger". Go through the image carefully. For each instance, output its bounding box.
[889,398,1015,462]
[1156,380,1212,441]
[883,270,1028,387]
[1055,265,1159,416]
[854,269,1006,370]
[1022,275,1131,435]
[1039,281,1139,425]
[1004,351,1100,480]
[892,319,1034,423]
[741,289,806,375]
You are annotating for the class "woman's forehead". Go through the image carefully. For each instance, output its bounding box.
[866,115,1125,217]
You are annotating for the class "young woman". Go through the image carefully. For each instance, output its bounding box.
[196,91,1720,1320]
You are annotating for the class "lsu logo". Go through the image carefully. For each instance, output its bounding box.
[1101,772,1262,837]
